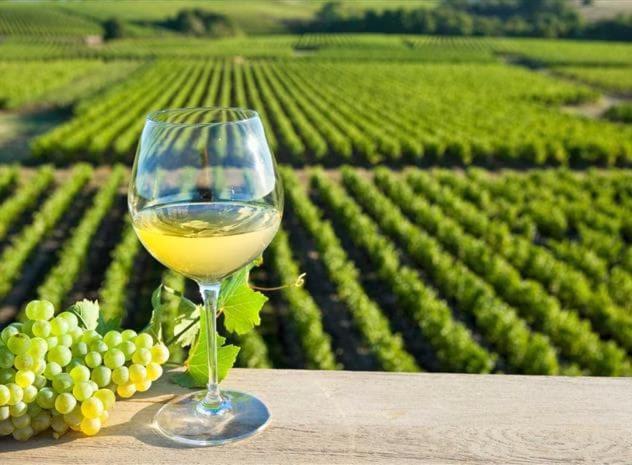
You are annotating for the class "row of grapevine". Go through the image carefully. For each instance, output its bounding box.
[0,166,17,194]
[0,167,53,240]
[98,219,141,323]
[405,170,632,354]
[27,57,632,166]
[372,168,630,375]
[267,229,338,370]
[435,170,632,309]
[281,168,420,372]
[0,5,101,37]
[0,166,630,376]
[309,169,496,373]
[330,168,558,374]
[36,166,126,309]
[0,164,93,300]
[443,169,632,312]
[0,60,107,109]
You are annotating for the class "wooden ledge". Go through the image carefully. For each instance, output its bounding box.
[2,369,632,464]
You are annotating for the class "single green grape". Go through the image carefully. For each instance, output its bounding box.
[9,401,27,417]
[51,414,68,434]
[121,329,137,341]
[111,366,129,385]
[91,366,112,388]
[94,389,115,411]
[43,361,62,380]
[72,381,94,401]
[81,330,100,344]
[134,333,153,350]
[12,426,33,441]
[54,393,77,415]
[36,387,56,409]
[15,370,35,388]
[0,368,16,384]
[45,336,59,350]
[85,351,102,368]
[33,374,46,389]
[52,373,73,393]
[103,331,122,348]
[80,416,101,436]
[70,365,91,383]
[0,385,10,405]
[31,320,51,338]
[150,344,170,364]
[63,405,83,429]
[103,349,125,369]
[132,348,152,366]
[0,406,9,421]
[22,385,37,404]
[0,347,15,369]
[135,380,152,392]
[116,382,136,398]
[72,342,88,358]
[0,418,14,436]
[27,402,41,416]
[47,345,72,367]
[24,300,55,321]
[69,327,83,343]
[58,312,78,330]
[14,354,35,371]
[31,411,51,432]
[90,340,108,354]
[11,413,30,429]
[81,397,104,419]
[1,326,19,344]
[50,317,69,336]
[146,362,163,382]
[58,334,73,347]
[7,334,31,355]
[27,337,48,358]
[128,364,147,384]
[33,358,46,375]
[6,383,23,406]
[118,341,136,361]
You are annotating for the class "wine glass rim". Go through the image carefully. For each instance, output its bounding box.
[146,106,259,128]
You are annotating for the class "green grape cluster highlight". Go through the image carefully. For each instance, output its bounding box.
[0,299,169,440]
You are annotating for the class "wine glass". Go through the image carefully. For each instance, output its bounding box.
[128,107,283,446]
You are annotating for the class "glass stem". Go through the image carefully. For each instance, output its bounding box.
[199,282,225,412]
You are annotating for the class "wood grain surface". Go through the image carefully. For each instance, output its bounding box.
[2,369,632,464]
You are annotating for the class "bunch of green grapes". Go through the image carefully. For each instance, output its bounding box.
[0,300,169,440]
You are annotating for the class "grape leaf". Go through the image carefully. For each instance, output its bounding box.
[67,299,100,330]
[172,305,200,348]
[144,285,166,341]
[147,284,200,346]
[172,304,240,388]
[220,264,268,335]
[96,314,121,335]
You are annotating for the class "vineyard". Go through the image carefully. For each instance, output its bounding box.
[0,166,628,375]
[0,1,631,378]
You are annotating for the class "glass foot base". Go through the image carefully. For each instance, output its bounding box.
[153,390,270,446]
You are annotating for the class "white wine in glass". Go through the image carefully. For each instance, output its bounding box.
[129,107,283,446]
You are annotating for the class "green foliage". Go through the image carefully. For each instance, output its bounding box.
[103,17,128,41]
[37,166,126,309]
[0,164,92,302]
[163,9,237,37]
[148,264,267,388]
[605,103,632,123]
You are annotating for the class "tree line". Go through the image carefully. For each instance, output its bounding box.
[302,0,632,41]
